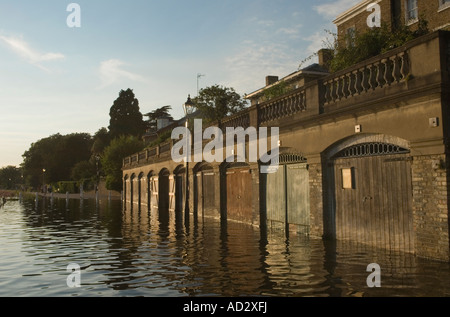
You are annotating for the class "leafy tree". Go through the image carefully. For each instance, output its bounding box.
[108,89,146,138]
[0,166,22,190]
[21,133,93,188]
[101,135,144,191]
[71,160,96,182]
[91,127,111,156]
[193,85,248,126]
[144,105,173,132]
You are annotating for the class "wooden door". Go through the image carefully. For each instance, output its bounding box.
[333,152,414,253]
[265,163,310,233]
[266,165,286,226]
[202,171,215,214]
[175,174,185,212]
[226,167,253,223]
[286,163,310,233]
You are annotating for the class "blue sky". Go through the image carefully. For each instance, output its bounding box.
[0,0,360,168]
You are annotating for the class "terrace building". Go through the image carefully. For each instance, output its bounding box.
[122,1,450,261]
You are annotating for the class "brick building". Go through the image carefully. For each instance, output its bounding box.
[335,0,450,44]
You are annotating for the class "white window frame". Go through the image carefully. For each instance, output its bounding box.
[438,0,450,12]
[405,0,418,25]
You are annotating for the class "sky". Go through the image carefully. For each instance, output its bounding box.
[0,0,361,168]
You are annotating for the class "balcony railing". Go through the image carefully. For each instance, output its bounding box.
[322,49,410,106]
[258,88,306,124]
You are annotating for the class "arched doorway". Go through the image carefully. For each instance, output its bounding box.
[158,168,170,212]
[123,174,129,210]
[173,165,186,213]
[147,171,155,212]
[323,134,414,253]
[138,172,144,211]
[130,173,136,208]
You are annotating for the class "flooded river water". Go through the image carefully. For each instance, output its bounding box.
[1,195,450,297]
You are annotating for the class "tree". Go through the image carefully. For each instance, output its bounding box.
[21,133,93,188]
[193,85,248,126]
[101,135,144,191]
[144,105,173,132]
[0,166,22,190]
[108,88,146,138]
[91,127,111,156]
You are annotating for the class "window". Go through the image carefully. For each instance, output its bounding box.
[345,26,356,47]
[405,0,418,24]
[439,0,450,11]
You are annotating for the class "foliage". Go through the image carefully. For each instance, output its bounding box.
[148,130,172,148]
[54,181,79,194]
[0,166,22,190]
[71,160,96,182]
[327,20,429,72]
[21,133,93,188]
[91,127,111,156]
[108,88,146,139]
[144,105,174,132]
[193,85,248,126]
[101,135,144,191]
[263,81,292,101]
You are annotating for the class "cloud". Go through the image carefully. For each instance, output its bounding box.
[276,24,303,37]
[98,59,147,89]
[0,34,64,71]
[314,0,361,20]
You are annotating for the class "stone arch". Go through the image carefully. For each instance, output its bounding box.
[323,133,410,160]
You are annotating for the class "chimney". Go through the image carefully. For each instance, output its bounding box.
[265,75,279,86]
[318,49,333,70]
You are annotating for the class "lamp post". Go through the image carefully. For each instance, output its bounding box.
[95,155,100,203]
[183,95,195,216]
[42,168,46,195]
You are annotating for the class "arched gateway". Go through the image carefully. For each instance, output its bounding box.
[323,134,414,254]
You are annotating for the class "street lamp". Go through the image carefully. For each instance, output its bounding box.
[42,168,46,194]
[183,95,195,216]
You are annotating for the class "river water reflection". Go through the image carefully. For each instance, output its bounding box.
[1,196,450,297]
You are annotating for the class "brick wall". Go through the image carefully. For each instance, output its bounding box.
[411,154,450,261]
[336,0,450,44]
[308,163,324,238]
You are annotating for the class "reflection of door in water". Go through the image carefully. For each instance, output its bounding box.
[332,144,414,254]
[226,167,252,223]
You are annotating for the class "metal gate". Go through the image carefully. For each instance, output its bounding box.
[331,142,414,253]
